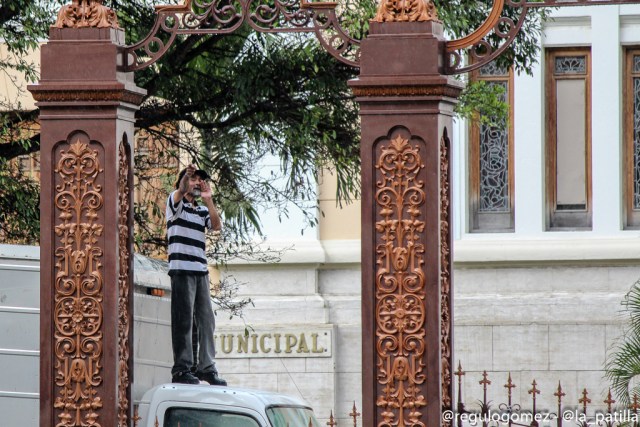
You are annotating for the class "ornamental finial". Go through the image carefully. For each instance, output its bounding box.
[373,0,438,22]
[54,0,120,29]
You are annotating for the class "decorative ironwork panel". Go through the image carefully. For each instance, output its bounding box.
[634,55,640,73]
[554,56,587,74]
[117,139,132,427]
[634,77,640,209]
[479,61,508,77]
[373,0,437,22]
[479,81,509,212]
[440,128,453,420]
[526,0,640,7]
[122,0,360,70]
[445,0,529,75]
[374,133,427,427]
[444,0,638,75]
[54,0,119,29]
[53,136,105,427]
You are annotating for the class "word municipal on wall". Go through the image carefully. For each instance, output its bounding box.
[213,326,333,358]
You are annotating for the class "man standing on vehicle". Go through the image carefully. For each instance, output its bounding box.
[166,163,227,386]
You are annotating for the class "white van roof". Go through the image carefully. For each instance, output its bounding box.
[140,383,312,411]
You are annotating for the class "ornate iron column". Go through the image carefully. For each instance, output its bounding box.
[348,5,461,425]
[28,2,145,426]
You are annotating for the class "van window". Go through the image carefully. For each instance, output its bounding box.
[266,406,320,427]
[164,407,260,427]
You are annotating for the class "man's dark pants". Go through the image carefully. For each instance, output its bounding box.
[170,274,217,376]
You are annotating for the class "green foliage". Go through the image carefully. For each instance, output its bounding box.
[606,280,640,406]
[0,159,40,244]
[115,0,361,252]
[0,0,551,252]
[455,81,508,127]
[0,0,64,82]
[0,1,58,244]
[338,0,378,40]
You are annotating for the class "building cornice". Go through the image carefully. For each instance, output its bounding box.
[454,237,640,266]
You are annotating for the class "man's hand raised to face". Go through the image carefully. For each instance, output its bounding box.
[200,180,213,200]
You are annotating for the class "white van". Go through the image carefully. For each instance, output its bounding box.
[137,384,321,427]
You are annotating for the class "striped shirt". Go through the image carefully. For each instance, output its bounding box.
[166,191,212,276]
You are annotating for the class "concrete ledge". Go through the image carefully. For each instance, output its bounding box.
[321,240,360,264]
[223,237,640,267]
[8,238,640,269]
[454,237,640,266]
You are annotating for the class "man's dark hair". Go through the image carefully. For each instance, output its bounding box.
[175,168,211,189]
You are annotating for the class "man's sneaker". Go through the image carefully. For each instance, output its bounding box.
[197,371,228,386]
[172,371,200,384]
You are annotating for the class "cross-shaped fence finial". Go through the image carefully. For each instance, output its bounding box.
[480,371,491,387]
[604,388,616,413]
[327,410,337,427]
[579,388,591,414]
[349,402,360,426]
[554,382,566,405]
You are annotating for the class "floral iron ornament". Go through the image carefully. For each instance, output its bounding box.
[375,134,428,427]
[53,139,105,427]
[54,0,119,29]
[440,129,453,421]
[117,140,132,427]
[373,0,437,22]
[122,0,359,70]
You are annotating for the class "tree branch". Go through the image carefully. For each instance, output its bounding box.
[0,135,40,160]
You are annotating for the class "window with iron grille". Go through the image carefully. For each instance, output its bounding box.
[468,61,514,232]
[624,49,640,229]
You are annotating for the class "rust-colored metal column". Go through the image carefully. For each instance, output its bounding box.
[28,3,145,426]
[349,15,462,427]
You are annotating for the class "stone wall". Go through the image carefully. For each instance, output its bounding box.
[218,240,640,423]
[455,264,638,413]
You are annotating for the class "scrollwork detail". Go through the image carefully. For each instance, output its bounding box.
[117,140,132,426]
[440,128,453,422]
[123,0,359,70]
[445,0,529,75]
[54,0,119,29]
[53,138,105,427]
[373,0,438,23]
[375,134,427,427]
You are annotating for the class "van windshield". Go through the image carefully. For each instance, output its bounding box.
[266,406,321,427]
[164,407,260,427]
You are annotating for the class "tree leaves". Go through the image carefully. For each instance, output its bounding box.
[131,26,360,253]
[0,158,39,244]
[455,80,509,127]
[0,0,549,252]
